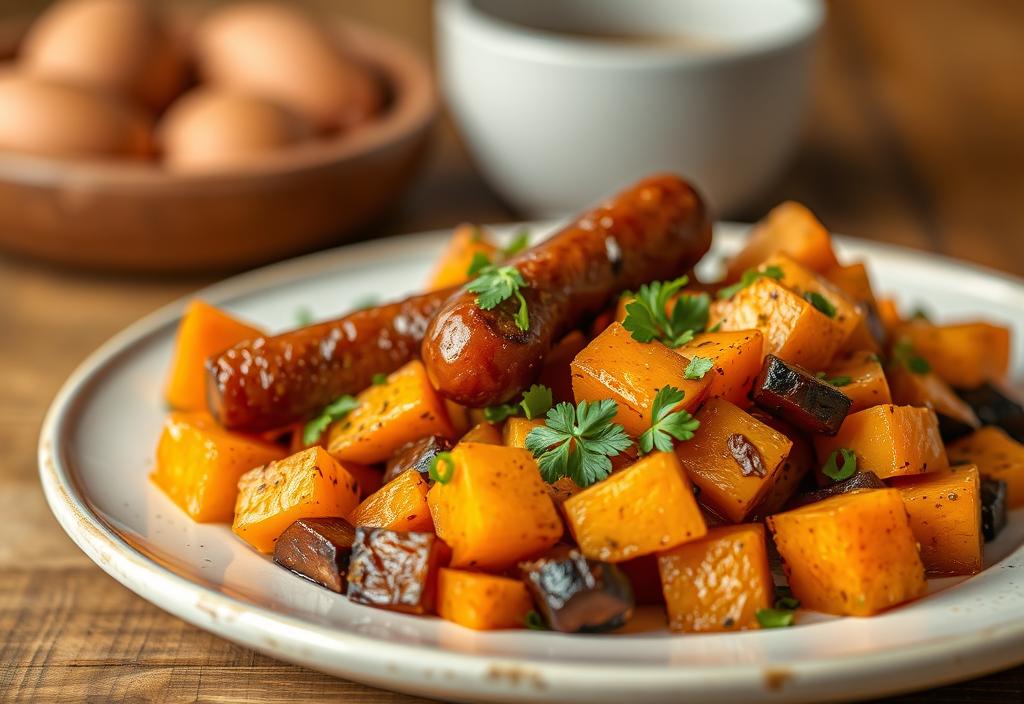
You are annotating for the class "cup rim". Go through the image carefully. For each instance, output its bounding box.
[440,0,825,68]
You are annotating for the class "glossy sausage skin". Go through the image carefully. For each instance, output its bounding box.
[421,174,712,407]
[207,289,453,432]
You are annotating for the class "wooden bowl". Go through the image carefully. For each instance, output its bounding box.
[0,15,436,273]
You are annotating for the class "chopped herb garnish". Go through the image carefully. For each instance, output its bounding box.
[524,610,548,630]
[352,294,379,311]
[525,399,632,488]
[822,448,857,482]
[295,306,314,326]
[520,384,554,420]
[622,276,709,348]
[466,262,530,332]
[815,371,852,387]
[716,265,784,300]
[804,291,837,318]
[466,251,492,277]
[892,338,931,374]
[371,372,388,386]
[483,404,518,423]
[638,386,700,454]
[503,228,530,257]
[429,452,455,484]
[756,608,796,629]
[708,320,723,333]
[303,395,359,446]
[910,307,930,321]
[727,433,766,477]
[684,356,715,380]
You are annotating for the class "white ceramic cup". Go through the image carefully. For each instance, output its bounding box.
[437,0,824,218]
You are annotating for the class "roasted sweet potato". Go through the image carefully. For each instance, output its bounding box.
[571,321,712,437]
[426,224,499,291]
[675,398,794,522]
[896,320,1011,389]
[502,417,545,449]
[427,443,562,570]
[437,569,535,630]
[152,411,285,523]
[890,466,983,576]
[946,426,1024,507]
[232,446,360,553]
[657,524,774,632]
[346,528,451,614]
[273,517,356,592]
[348,469,433,532]
[751,354,852,435]
[538,331,588,403]
[824,262,884,352]
[814,405,948,481]
[676,330,765,406]
[876,297,903,337]
[165,300,262,412]
[725,201,839,281]
[767,488,927,616]
[327,360,456,465]
[711,277,846,370]
[460,422,503,445]
[748,410,815,517]
[824,350,891,413]
[887,363,980,441]
[383,435,452,484]
[563,451,706,562]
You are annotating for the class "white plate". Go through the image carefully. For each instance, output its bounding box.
[39,223,1024,704]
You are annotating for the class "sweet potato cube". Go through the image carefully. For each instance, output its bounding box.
[538,331,588,403]
[814,405,948,481]
[164,300,262,411]
[327,360,455,465]
[675,398,794,522]
[725,201,839,280]
[460,422,503,444]
[711,277,846,370]
[426,224,499,291]
[346,528,450,614]
[571,322,711,437]
[427,443,562,570]
[824,262,878,305]
[232,446,360,553]
[657,524,774,632]
[897,320,1011,389]
[563,451,707,562]
[748,411,815,517]
[503,417,545,449]
[152,411,285,522]
[887,364,980,440]
[890,466,983,576]
[767,488,927,616]
[677,330,765,406]
[947,426,1024,507]
[348,469,433,532]
[825,350,891,413]
[437,569,535,630]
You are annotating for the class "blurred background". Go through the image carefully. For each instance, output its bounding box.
[2,0,1023,701]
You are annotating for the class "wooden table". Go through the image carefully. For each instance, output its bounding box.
[3,1,1023,701]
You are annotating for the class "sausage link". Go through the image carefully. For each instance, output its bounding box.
[207,289,453,432]
[421,174,712,407]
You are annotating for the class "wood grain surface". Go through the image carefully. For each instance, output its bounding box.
[2,1,1023,702]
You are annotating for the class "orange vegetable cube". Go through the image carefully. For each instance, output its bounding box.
[437,569,535,630]
[876,297,903,337]
[347,469,433,532]
[824,350,891,413]
[426,224,499,291]
[748,411,815,518]
[232,446,360,553]
[571,321,711,437]
[890,466,983,576]
[762,254,864,347]
[427,443,562,570]
[675,398,794,522]
[897,320,1011,388]
[151,411,285,523]
[327,360,455,465]
[563,451,707,562]
[725,201,839,281]
[657,524,774,632]
[814,405,948,481]
[767,488,927,616]
[677,330,765,406]
[887,364,980,434]
[164,300,262,411]
[460,422,503,445]
[947,426,1024,507]
[824,262,878,306]
[538,331,588,403]
[503,417,545,449]
[711,277,846,370]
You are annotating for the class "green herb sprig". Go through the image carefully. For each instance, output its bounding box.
[756,588,801,628]
[822,448,857,482]
[483,384,554,423]
[637,386,700,454]
[684,356,714,380]
[622,276,709,348]
[892,338,931,374]
[525,399,632,488]
[804,291,837,318]
[466,259,530,332]
[717,265,784,300]
[815,371,852,387]
[303,395,359,446]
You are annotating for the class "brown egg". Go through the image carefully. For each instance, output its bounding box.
[20,0,186,111]
[158,88,312,171]
[194,2,383,133]
[0,73,152,159]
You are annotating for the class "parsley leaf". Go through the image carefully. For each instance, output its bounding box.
[822,448,857,481]
[892,338,931,374]
[525,399,632,488]
[638,386,700,454]
[466,251,492,277]
[429,452,455,484]
[483,404,517,423]
[804,291,836,318]
[520,384,553,420]
[622,276,709,348]
[295,306,314,326]
[466,263,530,332]
[303,395,359,446]
[684,356,714,380]
[371,372,388,386]
[815,371,852,387]
[503,228,530,257]
[352,294,379,311]
[756,588,801,628]
[717,264,784,300]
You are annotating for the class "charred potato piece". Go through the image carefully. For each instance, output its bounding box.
[751,354,852,435]
[346,527,451,614]
[788,471,885,509]
[956,383,1024,443]
[273,517,356,593]
[382,435,453,485]
[981,476,1009,543]
[519,547,634,633]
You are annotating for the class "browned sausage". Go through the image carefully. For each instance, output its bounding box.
[207,289,453,432]
[421,174,712,407]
